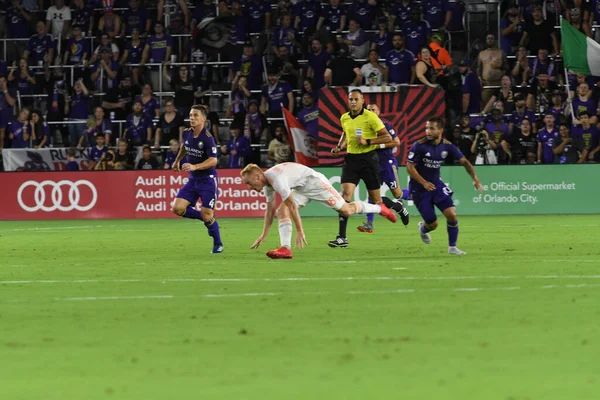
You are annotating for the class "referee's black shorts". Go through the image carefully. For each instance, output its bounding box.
[341,151,381,191]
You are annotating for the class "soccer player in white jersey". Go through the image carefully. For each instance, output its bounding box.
[241,162,399,259]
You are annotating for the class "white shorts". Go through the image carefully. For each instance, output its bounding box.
[292,173,345,211]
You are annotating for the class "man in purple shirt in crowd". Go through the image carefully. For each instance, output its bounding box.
[6,0,31,62]
[317,0,347,33]
[421,0,451,29]
[571,82,598,124]
[141,21,173,91]
[260,70,294,119]
[293,0,321,34]
[72,0,94,36]
[508,93,536,135]
[385,33,416,84]
[171,105,224,254]
[120,0,150,37]
[66,78,91,147]
[24,20,55,67]
[459,59,482,114]
[8,109,32,148]
[571,111,600,162]
[307,38,331,89]
[220,123,252,168]
[296,93,319,140]
[244,0,272,35]
[123,100,153,145]
[272,13,299,57]
[348,0,376,29]
[63,25,89,71]
[231,43,264,91]
[391,0,414,29]
[372,17,392,58]
[89,134,108,169]
[402,7,432,56]
[536,112,559,164]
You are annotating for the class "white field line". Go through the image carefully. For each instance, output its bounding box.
[3,275,600,285]
[21,283,600,302]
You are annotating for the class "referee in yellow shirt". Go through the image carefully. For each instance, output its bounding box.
[329,88,397,247]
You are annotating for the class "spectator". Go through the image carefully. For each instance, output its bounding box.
[97,4,122,40]
[268,124,294,165]
[293,0,321,36]
[8,108,31,148]
[508,93,536,135]
[570,111,600,162]
[30,109,50,148]
[102,75,140,121]
[91,48,119,92]
[415,46,437,88]
[569,82,599,125]
[421,0,451,30]
[270,45,300,88]
[45,0,71,44]
[272,12,299,57]
[123,100,153,145]
[317,0,347,33]
[390,0,414,30]
[371,17,392,59]
[456,113,476,160]
[234,99,268,165]
[221,123,252,168]
[91,33,120,64]
[113,140,135,170]
[384,34,415,84]
[231,43,264,91]
[482,75,516,114]
[511,46,530,87]
[402,7,431,56]
[65,148,80,171]
[81,117,99,148]
[526,72,557,114]
[227,73,251,118]
[302,78,318,102]
[428,33,452,75]
[566,3,591,38]
[140,21,173,92]
[548,90,567,123]
[520,5,559,56]
[529,49,556,82]
[460,59,482,114]
[260,70,294,118]
[24,20,55,68]
[477,32,508,105]
[337,18,369,59]
[65,78,91,147]
[163,64,203,117]
[229,1,248,45]
[324,44,362,87]
[307,38,331,89]
[362,49,386,85]
[43,65,68,147]
[553,123,585,164]
[191,0,217,35]
[62,25,89,82]
[72,0,94,38]
[7,58,36,108]
[90,106,112,146]
[348,0,376,30]
[140,84,161,121]
[537,112,559,164]
[159,0,190,35]
[163,138,180,169]
[88,133,108,169]
[471,127,498,165]
[94,148,117,170]
[136,145,160,169]
[244,0,272,39]
[483,107,509,151]
[155,99,185,146]
[200,102,222,145]
[501,118,537,164]
[187,40,211,94]
[120,0,150,38]
[499,2,523,56]
[6,0,32,63]
[0,76,18,149]
[297,92,319,140]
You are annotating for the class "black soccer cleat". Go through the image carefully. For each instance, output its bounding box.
[328,236,349,248]
[382,196,410,226]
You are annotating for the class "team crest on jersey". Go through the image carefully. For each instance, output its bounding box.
[441,151,448,159]
[198,142,204,149]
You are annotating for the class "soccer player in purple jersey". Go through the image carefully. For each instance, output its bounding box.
[407,117,483,255]
[357,103,409,233]
[171,105,224,254]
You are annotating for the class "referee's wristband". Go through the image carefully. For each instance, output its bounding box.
[379,144,385,149]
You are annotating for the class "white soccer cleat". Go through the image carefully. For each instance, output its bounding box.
[418,222,431,244]
[448,246,467,255]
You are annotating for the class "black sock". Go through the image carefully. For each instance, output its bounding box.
[338,216,348,238]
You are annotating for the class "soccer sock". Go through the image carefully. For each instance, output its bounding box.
[278,218,292,249]
[338,215,348,238]
[402,189,410,200]
[352,201,381,214]
[366,198,375,224]
[182,206,203,220]
[447,220,459,247]
[204,218,222,246]
[420,223,433,233]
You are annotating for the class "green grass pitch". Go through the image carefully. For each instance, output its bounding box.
[1,215,600,400]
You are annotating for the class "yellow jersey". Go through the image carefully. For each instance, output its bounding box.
[340,108,385,154]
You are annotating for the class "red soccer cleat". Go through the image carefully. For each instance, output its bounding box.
[266,247,293,259]
[378,202,397,223]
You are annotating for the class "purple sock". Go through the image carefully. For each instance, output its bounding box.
[420,223,432,233]
[402,189,410,200]
[447,220,459,247]
[205,219,222,246]
[182,206,203,220]
[366,198,374,224]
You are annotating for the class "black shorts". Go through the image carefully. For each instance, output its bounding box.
[341,151,381,191]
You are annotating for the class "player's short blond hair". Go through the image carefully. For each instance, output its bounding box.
[240,163,262,177]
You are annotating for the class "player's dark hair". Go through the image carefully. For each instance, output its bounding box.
[428,117,445,129]
[349,88,363,96]
[191,104,208,117]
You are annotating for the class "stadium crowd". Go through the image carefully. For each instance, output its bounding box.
[0,0,599,170]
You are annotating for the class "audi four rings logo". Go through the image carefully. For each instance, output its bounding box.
[17,180,98,212]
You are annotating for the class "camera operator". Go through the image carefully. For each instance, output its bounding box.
[94,147,116,170]
[471,125,498,165]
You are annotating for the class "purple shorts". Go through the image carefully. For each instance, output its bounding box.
[410,182,455,224]
[379,161,400,190]
[176,176,218,209]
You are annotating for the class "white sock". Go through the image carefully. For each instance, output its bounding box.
[278,218,292,249]
[352,201,381,214]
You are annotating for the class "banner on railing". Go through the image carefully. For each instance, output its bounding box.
[2,148,93,171]
[318,86,446,166]
[0,170,266,220]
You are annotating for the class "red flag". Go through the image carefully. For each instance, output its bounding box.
[282,106,319,167]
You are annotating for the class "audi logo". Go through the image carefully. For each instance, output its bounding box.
[17,180,98,212]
